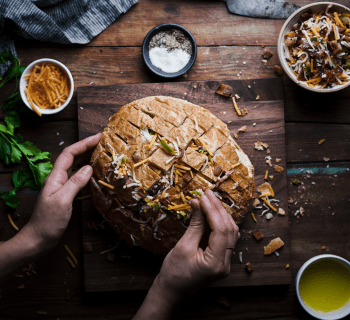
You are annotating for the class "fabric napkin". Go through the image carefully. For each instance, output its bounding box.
[0,0,139,76]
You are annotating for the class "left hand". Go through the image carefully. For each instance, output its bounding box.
[21,133,102,256]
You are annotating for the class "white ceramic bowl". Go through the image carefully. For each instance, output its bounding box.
[277,2,350,93]
[296,254,350,320]
[20,58,74,115]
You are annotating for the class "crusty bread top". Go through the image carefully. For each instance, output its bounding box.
[90,96,255,255]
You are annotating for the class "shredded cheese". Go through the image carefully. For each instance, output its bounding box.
[133,157,150,168]
[264,170,268,180]
[232,97,241,116]
[7,214,19,231]
[148,133,158,149]
[98,180,115,190]
[263,197,277,212]
[198,138,213,157]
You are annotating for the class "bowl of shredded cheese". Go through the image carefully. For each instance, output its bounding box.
[20,58,74,116]
[277,2,350,93]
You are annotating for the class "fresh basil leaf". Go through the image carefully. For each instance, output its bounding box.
[12,169,40,190]
[0,190,20,209]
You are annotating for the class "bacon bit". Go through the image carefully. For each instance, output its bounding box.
[148,133,158,149]
[64,245,78,265]
[216,84,233,97]
[98,180,114,190]
[286,264,290,269]
[168,204,191,210]
[252,230,263,241]
[251,213,257,223]
[264,170,268,180]
[76,194,91,200]
[7,214,19,231]
[37,311,47,315]
[66,256,76,268]
[133,157,150,168]
[174,164,191,171]
[232,97,241,116]
[263,197,277,212]
[256,95,260,100]
[274,165,284,173]
[198,138,213,157]
[238,125,247,132]
[318,139,325,145]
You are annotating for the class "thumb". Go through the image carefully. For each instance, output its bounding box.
[178,199,205,251]
[57,165,93,204]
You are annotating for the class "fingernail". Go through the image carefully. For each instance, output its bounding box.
[81,165,92,175]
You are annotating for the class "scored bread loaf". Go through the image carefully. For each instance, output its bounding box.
[90,96,255,255]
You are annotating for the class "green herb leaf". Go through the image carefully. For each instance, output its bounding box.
[1,91,23,115]
[0,190,20,209]
[293,179,301,185]
[31,151,51,162]
[18,141,42,157]
[10,144,22,163]
[12,169,40,190]
[29,161,53,186]
[4,114,20,135]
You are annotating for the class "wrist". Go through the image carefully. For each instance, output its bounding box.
[132,275,180,320]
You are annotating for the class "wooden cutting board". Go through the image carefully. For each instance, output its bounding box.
[77,78,291,292]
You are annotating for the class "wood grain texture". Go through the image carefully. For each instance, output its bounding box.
[77,78,291,291]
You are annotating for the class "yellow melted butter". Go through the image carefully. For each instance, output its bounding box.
[299,259,350,313]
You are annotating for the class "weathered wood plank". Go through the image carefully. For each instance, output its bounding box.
[11,0,350,48]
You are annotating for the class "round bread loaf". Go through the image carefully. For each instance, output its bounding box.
[90,96,255,255]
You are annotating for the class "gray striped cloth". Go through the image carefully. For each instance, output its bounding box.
[0,0,139,76]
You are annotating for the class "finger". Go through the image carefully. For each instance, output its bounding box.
[56,165,93,204]
[55,133,102,173]
[45,133,101,195]
[200,194,228,261]
[204,190,235,268]
[177,199,205,251]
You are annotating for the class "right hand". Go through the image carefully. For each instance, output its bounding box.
[153,189,241,304]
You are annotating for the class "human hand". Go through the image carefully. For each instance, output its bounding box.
[155,189,241,302]
[133,190,240,319]
[21,133,102,257]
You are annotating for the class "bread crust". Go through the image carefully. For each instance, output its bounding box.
[90,96,255,254]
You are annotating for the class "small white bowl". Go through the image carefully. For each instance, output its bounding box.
[20,58,74,115]
[296,254,350,320]
[277,2,350,93]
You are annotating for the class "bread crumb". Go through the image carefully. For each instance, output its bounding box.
[276,158,281,163]
[238,125,247,132]
[254,141,269,150]
[264,237,284,255]
[256,95,260,100]
[278,208,285,215]
[274,165,284,173]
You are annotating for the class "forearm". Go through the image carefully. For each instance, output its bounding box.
[0,225,43,281]
[132,276,179,320]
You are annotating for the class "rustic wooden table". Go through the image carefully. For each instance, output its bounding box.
[1,0,350,319]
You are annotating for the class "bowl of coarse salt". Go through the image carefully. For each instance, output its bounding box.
[142,23,197,78]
